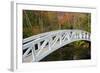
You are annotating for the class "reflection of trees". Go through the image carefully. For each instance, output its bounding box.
[71,41,91,59]
[40,41,91,61]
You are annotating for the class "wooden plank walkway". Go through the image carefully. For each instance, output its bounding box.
[23,55,32,62]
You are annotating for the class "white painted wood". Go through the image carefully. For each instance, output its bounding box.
[22,30,91,62]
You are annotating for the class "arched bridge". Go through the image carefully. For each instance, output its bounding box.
[22,30,90,62]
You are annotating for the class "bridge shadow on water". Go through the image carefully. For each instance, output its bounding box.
[40,40,91,62]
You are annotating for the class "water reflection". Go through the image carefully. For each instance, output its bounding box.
[40,40,91,61]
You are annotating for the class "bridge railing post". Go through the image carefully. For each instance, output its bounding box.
[48,36,52,50]
[75,32,80,40]
[32,44,36,62]
[59,31,62,45]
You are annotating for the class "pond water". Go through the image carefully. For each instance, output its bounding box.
[40,40,91,62]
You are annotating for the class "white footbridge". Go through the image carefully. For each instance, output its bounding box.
[22,30,90,62]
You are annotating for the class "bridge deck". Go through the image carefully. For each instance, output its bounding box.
[23,55,32,62]
[23,47,48,62]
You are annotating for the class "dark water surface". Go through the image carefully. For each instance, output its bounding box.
[40,40,91,62]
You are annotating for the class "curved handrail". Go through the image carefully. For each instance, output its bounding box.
[22,30,90,62]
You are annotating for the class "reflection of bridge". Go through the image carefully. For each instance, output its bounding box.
[22,30,90,62]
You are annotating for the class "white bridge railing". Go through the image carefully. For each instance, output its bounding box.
[22,30,90,62]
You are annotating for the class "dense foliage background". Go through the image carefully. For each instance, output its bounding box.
[23,10,91,38]
[23,10,91,61]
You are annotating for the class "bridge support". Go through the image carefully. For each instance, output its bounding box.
[22,30,91,62]
[32,46,36,62]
